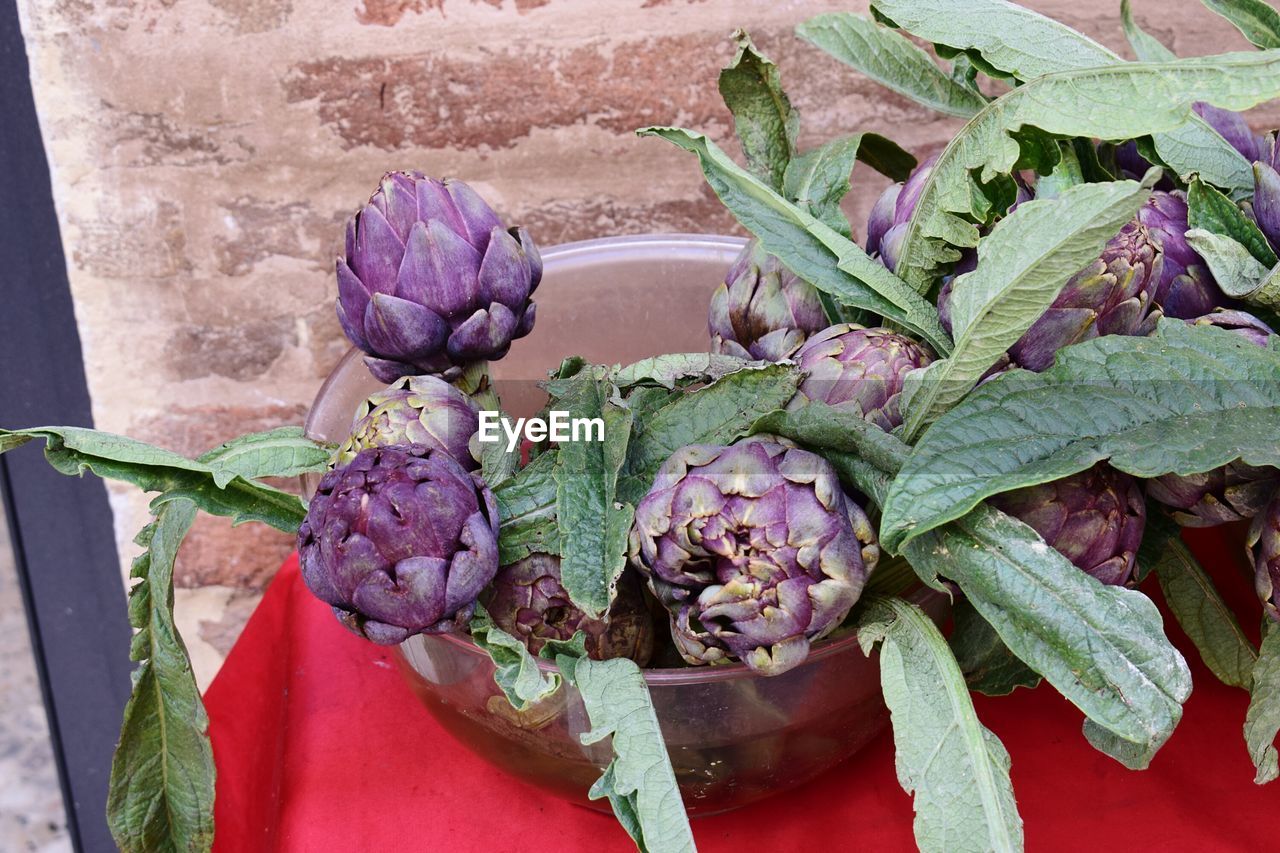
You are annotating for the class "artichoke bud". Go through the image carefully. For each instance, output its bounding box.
[989,464,1146,586]
[788,324,934,431]
[629,437,879,676]
[297,444,500,644]
[1250,492,1280,623]
[337,374,481,470]
[1253,134,1280,254]
[482,553,654,664]
[866,154,936,272]
[336,171,541,383]
[1138,191,1227,320]
[709,239,828,361]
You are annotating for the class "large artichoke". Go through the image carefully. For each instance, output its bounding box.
[989,464,1145,586]
[298,444,499,644]
[1250,491,1280,622]
[336,171,541,383]
[629,436,879,676]
[337,375,480,469]
[788,324,933,431]
[1137,191,1226,319]
[483,553,654,663]
[709,239,828,361]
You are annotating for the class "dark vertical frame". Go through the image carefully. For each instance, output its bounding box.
[1,3,133,851]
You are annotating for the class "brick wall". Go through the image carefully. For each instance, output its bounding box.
[17,0,1280,687]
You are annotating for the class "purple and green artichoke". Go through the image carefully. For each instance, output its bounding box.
[788,324,933,431]
[484,553,655,664]
[1137,191,1226,320]
[298,444,499,644]
[989,464,1146,586]
[629,436,879,676]
[336,171,541,383]
[1252,134,1280,252]
[1188,308,1276,347]
[337,375,480,469]
[1250,491,1280,622]
[866,155,936,273]
[709,239,828,361]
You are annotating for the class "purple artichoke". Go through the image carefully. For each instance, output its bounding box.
[709,239,828,361]
[336,171,541,383]
[1250,491,1280,622]
[483,553,654,664]
[629,436,879,675]
[1188,308,1276,347]
[298,444,499,644]
[867,155,936,272]
[337,375,480,469]
[1195,103,1267,165]
[1137,191,1227,320]
[788,324,933,431]
[1253,134,1280,252]
[989,464,1146,586]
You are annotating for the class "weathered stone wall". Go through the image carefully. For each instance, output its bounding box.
[17,0,1279,687]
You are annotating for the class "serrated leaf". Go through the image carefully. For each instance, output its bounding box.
[1186,229,1274,299]
[1245,620,1280,783]
[0,426,307,532]
[1122,0,1177,61]
[1190,178,1279,265]
[900,179,1151,440]
[871,0,1120,78]
[637,127,954,354]
[881,321,1280,551]
[1142,513,1258,689]
[857,597,1023,853]
[751,402,916,478]
[616,363,802,504]
[796,13,988,118]
[476,414,522,489]
[107,500,214,853]
[469,605,562,710]
[892,51,1280,291]
[718,30,798,193]
[495,450,560,564]
[1203,0,1280,49]
[610,353,769,390]
[196,426,332,486]
[949,600,1041,696]
[783,135,861,237]
[553,374,634,618]
[557,655,696,853]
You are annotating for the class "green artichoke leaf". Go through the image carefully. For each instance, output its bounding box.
[107,499,214,853]
[891,51,1280,291]
[610,352,771,390]
[784,135,883,237]
[1245,620,1280,783]
[477,419,522,490]
[636,127,955,355]
[495,449,560,564]
[718,29,798,193]
[555,654,696,853]
[0,426,312,532]
[948,601,1042,697]
[1189,178,1280,266]
[552,371,635,618]
[752,402,912,479]
[617,362,802,505]
[1121,0,1177,62]
[469,604,562,711]
[1202,0,1280,49]
[856,596,1024,853]
[1185,230,1278,305]
[1141,513,1258,690]
[880,321,1280,552]
[899,178,1152,441]
[795,13,988,118]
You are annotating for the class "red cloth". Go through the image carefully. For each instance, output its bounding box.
[205,527,1273,852]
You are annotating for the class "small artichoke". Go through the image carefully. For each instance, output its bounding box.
[866,155,936,272]
[298,444,499,644]
[1137,191,1226,320]
[1252,134,1280,252]
[483,553,654,664]
[1250,491,1280,622]
[336,171,541,383]
[1195,102,1267,164]
[709,239,828,361]
[1188,308,1276,347]
[337,375,480,469]
[788,324,933,431]
[629,436,879,676]
[989,464,1146,586]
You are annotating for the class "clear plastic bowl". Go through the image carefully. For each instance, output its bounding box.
[304,234,948,816]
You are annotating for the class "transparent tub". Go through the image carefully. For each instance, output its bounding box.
[304,233,948,816]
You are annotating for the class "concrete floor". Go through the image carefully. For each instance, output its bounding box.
[0,508,72,852]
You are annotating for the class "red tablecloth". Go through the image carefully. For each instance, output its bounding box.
[205,527,1273,852]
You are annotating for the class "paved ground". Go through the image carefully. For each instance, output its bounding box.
[0,508,72,852]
